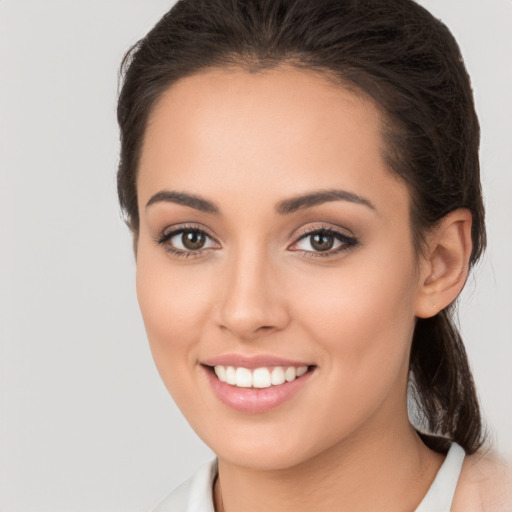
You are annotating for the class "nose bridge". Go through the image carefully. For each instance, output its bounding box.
[217,241,288,339]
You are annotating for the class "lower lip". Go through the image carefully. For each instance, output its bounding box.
[202,366,315,414]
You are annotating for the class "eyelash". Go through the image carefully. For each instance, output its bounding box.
[290,225,359,258]
[156,224,359,259]
[156,224,219,259]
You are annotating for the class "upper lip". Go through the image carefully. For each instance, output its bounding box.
[201,354,314,369]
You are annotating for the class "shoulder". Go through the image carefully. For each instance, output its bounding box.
[452,448,512,512]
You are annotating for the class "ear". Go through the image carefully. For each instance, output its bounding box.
[415,209,473,319]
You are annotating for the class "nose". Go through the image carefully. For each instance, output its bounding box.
[215,246,290,341]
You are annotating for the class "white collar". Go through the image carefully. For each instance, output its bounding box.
[152,443,465,512]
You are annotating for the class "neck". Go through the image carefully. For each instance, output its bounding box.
[214,416,444,512]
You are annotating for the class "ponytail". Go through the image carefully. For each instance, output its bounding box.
[409,309,485,454]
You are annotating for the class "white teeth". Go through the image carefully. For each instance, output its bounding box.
[271,367,285,385]
[225,366,236,385]
[296,366,308,377]
[212,365,310,388]
[235,367,252,388]
[252,368,272,388]
[284,366,296,382]
[214,365,226,382]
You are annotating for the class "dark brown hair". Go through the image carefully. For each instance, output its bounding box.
[117,0,486,454]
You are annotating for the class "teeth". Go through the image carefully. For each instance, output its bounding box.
[296,366,308,377]
[271,367,285,385]
[284,366,296,382]
[213,365,310,388]
[235,367,252,388]
[214,365,226,382]
[225,366,236,385]
[253,368,272,388]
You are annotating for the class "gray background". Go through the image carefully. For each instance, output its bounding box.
[0,1,510,510]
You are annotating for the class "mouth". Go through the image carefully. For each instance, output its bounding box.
[201,362,317,413]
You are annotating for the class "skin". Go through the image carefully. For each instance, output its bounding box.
[135,66,477,511]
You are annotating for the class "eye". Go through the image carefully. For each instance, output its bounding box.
[157,226,219,257]
[289,226,358,257]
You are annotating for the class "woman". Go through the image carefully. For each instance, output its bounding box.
[116,0,511,510]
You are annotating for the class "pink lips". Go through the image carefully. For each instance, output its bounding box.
[202,354,311,369]
[201,354,315,414]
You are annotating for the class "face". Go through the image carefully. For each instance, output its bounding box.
[136,66,423,471]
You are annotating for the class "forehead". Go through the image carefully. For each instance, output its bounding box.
[142,65,381,160]
[138,65,408,217]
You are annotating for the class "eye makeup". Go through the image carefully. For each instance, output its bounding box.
[155,223,220,259]
[154,222,360,260]
[289,225,359,259]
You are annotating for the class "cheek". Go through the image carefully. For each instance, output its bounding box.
[291,245,418,389]
[277,256,417,452]
[135,248,214,386]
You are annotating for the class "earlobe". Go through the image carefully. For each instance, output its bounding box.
[415,209,473,319]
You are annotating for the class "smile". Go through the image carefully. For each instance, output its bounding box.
[202,358,316,414]
[213,365,308,388]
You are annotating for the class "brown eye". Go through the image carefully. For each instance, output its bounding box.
[310,233,334,251]
[182,230,206,250]
[157,226,219,256]
[290,227,358,257]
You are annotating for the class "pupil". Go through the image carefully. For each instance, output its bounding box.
[182,231,205,250]
[311,233,334,251]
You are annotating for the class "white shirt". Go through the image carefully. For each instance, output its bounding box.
[151,442,466,512]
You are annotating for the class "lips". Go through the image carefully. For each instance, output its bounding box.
[202,354,313,369]
[201,354,316,413]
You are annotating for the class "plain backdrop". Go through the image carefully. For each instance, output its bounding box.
[0,1,511,511]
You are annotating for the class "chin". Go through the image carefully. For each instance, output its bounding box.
[191,411,348,472]
[216,442,316,472]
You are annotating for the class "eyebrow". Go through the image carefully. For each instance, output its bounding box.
[145,188,376,215]
[275,189,376,214]
[146,190,220,214]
